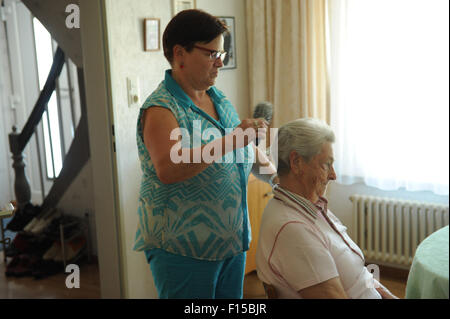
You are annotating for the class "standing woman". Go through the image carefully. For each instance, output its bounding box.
[133,9,277,299]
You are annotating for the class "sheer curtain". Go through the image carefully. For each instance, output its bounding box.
[246,0,329,127]
[327,0,449,195]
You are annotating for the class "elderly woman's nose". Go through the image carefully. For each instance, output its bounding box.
[329,166,337,180]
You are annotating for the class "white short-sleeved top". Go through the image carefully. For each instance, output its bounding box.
[255,186,381,299]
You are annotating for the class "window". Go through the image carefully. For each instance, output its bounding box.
[328,0,449,195]
[32,18,80,179]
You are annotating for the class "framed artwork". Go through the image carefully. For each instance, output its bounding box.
[144,18,160,51]
[172,0,196,16]
[218,16,236,70]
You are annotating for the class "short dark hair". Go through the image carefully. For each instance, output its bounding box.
[162,9,228,64]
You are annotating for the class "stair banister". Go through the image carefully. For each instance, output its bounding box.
[8,47,65,210]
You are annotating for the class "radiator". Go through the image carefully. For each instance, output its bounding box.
[350,194,449,269]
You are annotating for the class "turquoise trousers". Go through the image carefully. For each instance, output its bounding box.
[145,248,246,299]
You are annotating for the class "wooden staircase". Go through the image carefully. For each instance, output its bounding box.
[21,0,82,67]
[8,1,89,217]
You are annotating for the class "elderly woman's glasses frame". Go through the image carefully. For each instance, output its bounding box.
[193,45,227,62]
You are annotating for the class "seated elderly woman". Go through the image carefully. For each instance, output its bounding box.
[255,118,398,299]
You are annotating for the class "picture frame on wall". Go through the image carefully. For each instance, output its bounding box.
[144,18,160,51]
[218,16,237,70]
[172,0,196,16]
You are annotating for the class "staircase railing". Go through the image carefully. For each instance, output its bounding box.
[8,46,65,211]
[40,67,90,214]
[8,46,90,216]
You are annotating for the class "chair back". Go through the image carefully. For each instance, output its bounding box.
[263,282,278,299]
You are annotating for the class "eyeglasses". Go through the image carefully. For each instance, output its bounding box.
[194,45,227,61]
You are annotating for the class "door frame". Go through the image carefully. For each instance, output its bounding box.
[79,0,124,298]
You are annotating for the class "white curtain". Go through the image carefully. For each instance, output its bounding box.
[328,0,449,196]
[246,0,329,127]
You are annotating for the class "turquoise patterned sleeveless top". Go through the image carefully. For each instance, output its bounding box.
[133,70,254,261]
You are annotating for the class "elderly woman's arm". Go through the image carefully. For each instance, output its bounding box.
[297,277,349,299]
[374,279,399,299]
[143,107,261,184]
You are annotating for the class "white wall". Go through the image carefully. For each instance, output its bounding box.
[57,160,98,254]
[197,0,250,119]
[104,0,248,298]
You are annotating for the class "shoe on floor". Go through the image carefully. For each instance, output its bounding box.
[5,254,40,277]
[43,241,61,260]
[53,235,87,262]
[30,209,60,235]
[33,259,62,280]
[12,254,41,277]
[7,233,34,255]
[42,215,81,239]
[32,237,55,258]
[6,203,41,232]
[23,217,40,232]
[4,243,20,258]
[5,255,22,277]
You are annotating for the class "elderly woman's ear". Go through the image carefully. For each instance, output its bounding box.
[289,150,302,175]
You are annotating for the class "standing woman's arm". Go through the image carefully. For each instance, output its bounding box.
[251,143,278,185]
[142,107,260,184]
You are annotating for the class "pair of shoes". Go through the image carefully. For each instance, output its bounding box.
[31,237,55,258]
[32,259,62,279]
[43,235,86,262]
[4,242,20,258]
[5,254,40,277]
[6,203,41,232]
[43,241,60,260]
[5,255,21,276]
[23,207,56,232]
[6,233,34,255]
[54,235,86,262]
[28,209,60,235]
[14,254,41,277]
[6,233,52,257]
[43,215,81,239]
[4,233,19,257]
[23,217,40,232]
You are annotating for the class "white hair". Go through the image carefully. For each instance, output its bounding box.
[273,118,335,176]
